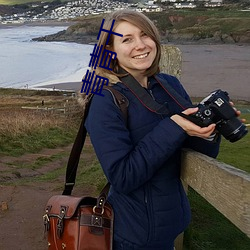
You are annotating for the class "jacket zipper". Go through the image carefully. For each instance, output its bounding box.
[145,184,154,243]
[149,89,155,101]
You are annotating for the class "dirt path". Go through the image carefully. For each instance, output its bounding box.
[0,139,93,250]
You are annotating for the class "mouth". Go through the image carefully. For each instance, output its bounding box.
[133,52,149,59]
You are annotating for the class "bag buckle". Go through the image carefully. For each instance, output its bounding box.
[93,205,104,215]
[43,207,50,233]
[56,206,66,238]
[91,215,103,227]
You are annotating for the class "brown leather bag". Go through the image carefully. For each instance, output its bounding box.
[43,184,113,250]
[43,88,128,250]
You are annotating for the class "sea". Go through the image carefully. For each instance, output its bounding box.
[0,25,92,89]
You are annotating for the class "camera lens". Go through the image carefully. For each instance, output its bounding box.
[227,123,248,142]
[217,118,248,142]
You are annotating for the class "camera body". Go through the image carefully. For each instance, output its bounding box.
[187,89,248,142]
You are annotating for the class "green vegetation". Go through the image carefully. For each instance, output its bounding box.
[0,126,76,156]
[217,130,250,172]
[145,10,250,42]
[184,187,250,250]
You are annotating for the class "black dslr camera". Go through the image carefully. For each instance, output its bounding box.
[181,89,248,142]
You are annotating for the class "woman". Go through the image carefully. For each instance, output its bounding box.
[84,10,220,250]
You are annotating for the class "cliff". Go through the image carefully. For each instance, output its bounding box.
[33,12,250,45]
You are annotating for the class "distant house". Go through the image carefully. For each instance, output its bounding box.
[174,3,197,9]
[205,0,223,8]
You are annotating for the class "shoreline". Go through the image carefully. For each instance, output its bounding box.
[0,20,76,29]
[34,81,82,92]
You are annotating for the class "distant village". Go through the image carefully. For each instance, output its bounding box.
[0,0,224,25]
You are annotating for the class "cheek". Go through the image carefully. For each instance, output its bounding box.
[116,46,131,61]
[150,41,157,51]
[151,43,157,58]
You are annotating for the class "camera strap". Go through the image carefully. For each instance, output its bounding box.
[154,74,194,110]
[119,69,193,115]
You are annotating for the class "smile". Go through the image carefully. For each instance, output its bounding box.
[133,53,149,59]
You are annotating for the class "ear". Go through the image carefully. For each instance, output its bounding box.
[106,44,113,51]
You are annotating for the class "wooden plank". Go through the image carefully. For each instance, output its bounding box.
[181,149,250,237]
[174,232,184,250]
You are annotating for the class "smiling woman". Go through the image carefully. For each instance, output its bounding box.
[79,9,244,250]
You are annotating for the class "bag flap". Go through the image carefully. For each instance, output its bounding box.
[46,195,96,218]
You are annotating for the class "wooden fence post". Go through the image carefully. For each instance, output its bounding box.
[159,45,182,79]
[160,44,184,250]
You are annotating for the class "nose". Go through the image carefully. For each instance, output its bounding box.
[134,37,146,50]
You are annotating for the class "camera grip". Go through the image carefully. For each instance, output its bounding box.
[179,113,208,127]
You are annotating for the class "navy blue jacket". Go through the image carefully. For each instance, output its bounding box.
[85,73,220,249]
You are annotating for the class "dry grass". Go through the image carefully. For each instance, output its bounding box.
[0,88,82,139]
[0,109,64,137]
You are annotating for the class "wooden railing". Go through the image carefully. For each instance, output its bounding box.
[174,150,250,250]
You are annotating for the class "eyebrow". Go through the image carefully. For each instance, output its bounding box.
[122,31,144,37]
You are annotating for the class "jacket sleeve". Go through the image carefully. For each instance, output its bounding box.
[184,134,221,158]
[85,90,188,194]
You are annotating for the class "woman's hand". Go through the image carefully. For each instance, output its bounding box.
[171,107,216,139]
[230,101,246,123]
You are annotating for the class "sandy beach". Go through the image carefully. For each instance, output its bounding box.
[37,44,250,102]
[177,44,250,102]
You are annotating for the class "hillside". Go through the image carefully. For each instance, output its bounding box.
[33,11,250,44]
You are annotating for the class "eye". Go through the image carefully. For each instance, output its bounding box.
[122,38,132,43]
[141,32,148,37]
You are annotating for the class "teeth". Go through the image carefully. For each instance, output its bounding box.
[133,53,148,59]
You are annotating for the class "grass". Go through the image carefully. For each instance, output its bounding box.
[184,188,250,250]
[0,88,81,156]
[217,113,250,172]
[1,126,75,156]
[76,157,107,195]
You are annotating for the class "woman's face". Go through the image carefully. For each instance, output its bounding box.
[111,21,157,76]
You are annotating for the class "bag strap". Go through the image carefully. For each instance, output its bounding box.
[62,87,129,196]
[104,86,129,125]
[154,75,193,110]
[62,99,91,195]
